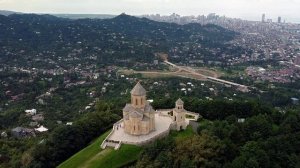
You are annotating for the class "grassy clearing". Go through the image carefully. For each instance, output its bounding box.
[141,73,175,78]
[195,68,221,78]
[170,126,195,141]
[58,130,142,168]
[87,144,142,168]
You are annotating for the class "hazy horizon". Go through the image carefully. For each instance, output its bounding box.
[0,0,300,23]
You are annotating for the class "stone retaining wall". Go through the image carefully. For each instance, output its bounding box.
[121,123,173,146]
[100,119,123,149]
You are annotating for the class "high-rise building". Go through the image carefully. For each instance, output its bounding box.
[295,56,300,65]
[207,13,216,20]
[278,16,281,23]
[262,13,265,22]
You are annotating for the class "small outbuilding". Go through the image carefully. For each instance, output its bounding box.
[1,131,8,138]
[291,98,299,105]
[25,109,37,115]
[11,127,35,138]
[35,126,48,132]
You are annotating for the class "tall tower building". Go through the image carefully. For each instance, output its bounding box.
[278,16,282,23]
[262,13,266,22]
[172,98,187,130]
[295,56,300,65]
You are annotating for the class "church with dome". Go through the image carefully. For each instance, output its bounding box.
[123,82,155,135]
[101,82,200,149]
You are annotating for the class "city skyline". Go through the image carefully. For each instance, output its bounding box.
[0,0,300,23]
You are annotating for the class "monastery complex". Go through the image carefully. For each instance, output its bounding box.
[101,82,199,150]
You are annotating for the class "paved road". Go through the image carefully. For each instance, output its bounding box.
[164,61,248,89]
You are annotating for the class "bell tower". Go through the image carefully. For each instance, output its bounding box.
[173,98,186,130]
[175,98,184,110]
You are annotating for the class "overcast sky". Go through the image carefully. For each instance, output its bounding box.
[0,0,299,22]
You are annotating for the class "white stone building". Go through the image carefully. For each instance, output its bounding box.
[25,109,37,115]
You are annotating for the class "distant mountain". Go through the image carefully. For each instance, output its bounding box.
[0,10,115,19]
[0,13,238,65]
[0,10,21,16]
[53,14,116,19]
[100,13,235,42]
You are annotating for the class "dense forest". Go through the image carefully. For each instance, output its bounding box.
[1,101,120,168]
[2,98,298,168]
[136,99,300,168]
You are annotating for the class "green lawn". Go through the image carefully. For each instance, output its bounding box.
[58,130,142,168]
[86,144,142,168]
[170,125,195,141]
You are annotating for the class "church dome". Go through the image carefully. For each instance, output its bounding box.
[130,82,146,96]
[176,98,184,105]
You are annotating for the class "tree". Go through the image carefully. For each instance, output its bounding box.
[29,109,118,167]
[174,133,223,168]
[242,114,272,140]
[230,141,270,168]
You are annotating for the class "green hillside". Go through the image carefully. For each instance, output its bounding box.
[58,126,195,168]
[58,130,142,168]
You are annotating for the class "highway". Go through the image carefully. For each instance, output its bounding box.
[164,61,248,89]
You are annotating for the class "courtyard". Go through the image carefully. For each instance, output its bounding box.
[107,113,173,145]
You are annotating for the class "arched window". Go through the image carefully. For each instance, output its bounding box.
[175,116,176,121]
[135,98,138,105]
[141,98,143,105]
